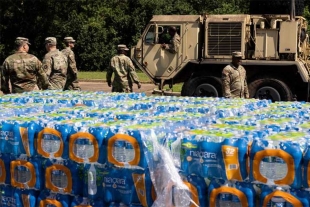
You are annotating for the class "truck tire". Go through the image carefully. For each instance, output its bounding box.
[250,0,304,16]
[248,78,293,101]
[181,76,222,97]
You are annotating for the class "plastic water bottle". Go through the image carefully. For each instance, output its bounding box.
[217,193,232,207]
[51,169,68,189]
[88,164,97,195]
[259,156,288,181]
[125,142,135,162]
[271,187,286,207]
[14,165,31,184]
[113,140,126,162]
[230,195,241,207]
[42,124,61,155]
[74,138,95,160]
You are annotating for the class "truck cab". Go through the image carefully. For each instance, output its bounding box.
[131,13,310,102]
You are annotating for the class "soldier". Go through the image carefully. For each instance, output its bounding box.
[62,37,81,90]
[42,37,68,90]
[107,44,141,93]
[161,26,181,54]
[222,51,249,98]
[1,37,49,94]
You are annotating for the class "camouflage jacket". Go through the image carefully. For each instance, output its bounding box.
[42,49,68,90]
[61,47,80,90]
[222,63,249,98]
[107,54,140,89]
[1,52,49,94]
[166,33,181,54]
[61,47,78,76]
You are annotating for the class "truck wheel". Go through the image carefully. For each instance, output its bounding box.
[181,76,222,97]
[248,78,293,101]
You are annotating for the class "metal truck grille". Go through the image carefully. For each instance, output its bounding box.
[207,22,242,56]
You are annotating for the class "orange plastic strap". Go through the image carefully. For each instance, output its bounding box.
[45,164,72,193]
[253,149,294,185]
[183,181,200,207]
[69,132,99,163]
[10,160,36,188]
[209,186,248,207]
[39,199,62,207]
[108,134,140,166]
[263,191,303,207]
[37,128,63,158]
[22,194,30,207]
[0,159,6,183]
[20,127,30,157]
[132,173,148,207]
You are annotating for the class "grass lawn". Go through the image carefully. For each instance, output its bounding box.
[78,71,151,82]
[78,71,184,92]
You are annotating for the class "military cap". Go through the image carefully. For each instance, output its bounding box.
[64,37,76,43]
[232,51,242,58]
[45,37,57,45]
[15,37,31,46]
[118,44,129,51]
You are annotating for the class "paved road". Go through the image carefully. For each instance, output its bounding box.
[79,81,157,95]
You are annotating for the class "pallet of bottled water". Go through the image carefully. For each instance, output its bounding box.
[1,90,310,206]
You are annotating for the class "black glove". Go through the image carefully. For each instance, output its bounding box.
[108,82,112,87]
[137,83,141,89]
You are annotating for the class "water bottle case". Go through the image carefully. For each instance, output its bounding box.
[10,157,43,190]
[39,198,67,207]
[250,137,303,188]
[208,179,255,207]
[45,164,73,193]
[69,132,99,163]
[107,134,141,167]
[209,186,248,207]
[10,160,36,189]
[37,127,64,158]
[44,159,83,195]
[38,190,71,207]
[262,191,304,207]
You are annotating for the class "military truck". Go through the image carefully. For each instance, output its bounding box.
[130,0,310,101]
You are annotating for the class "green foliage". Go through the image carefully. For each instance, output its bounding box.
[0,0,308,71]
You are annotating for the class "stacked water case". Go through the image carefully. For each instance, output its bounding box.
[1,90,310,206]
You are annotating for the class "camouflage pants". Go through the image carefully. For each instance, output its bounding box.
[64,79,81,91]
[112,85,129,93]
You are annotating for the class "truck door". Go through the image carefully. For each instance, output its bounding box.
[142,24,182,78]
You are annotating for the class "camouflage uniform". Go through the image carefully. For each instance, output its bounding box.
[165,33,181,54]
[62,37,80,90]
[62,47,80,90]
[1,37,49,94]
[107,52,140,93]
[222,63,249,98]
[42,37,68,90]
